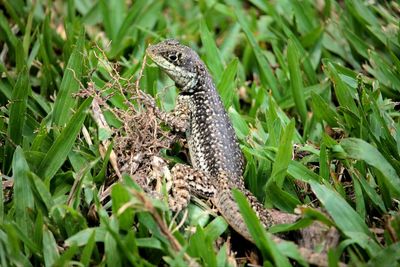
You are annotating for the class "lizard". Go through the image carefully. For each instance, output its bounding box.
[143,39,341,267]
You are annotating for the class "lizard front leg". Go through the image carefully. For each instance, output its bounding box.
[138,92,191,133]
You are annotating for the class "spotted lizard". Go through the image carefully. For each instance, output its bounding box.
[143,39,341,267]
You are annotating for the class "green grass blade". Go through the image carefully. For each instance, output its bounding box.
[324,61,358,115]
[341,138,400,196]
[203,217,228,242]
[232,189,290,266]
[188,226,217,267]
[12,147,34,235]
[310,91,341,127]
[200,20,224,80]
[53,245,79,266]
[39,97,93,181]
[288,40,307,124]
[0,11,19,50]
[65,228,107,246]
[99,0,126,41]
[105,227,122,267]
[229,4,280,99]
[108,0,155,58]
[319,143,329,180]
[269,120,295,187]
[310,181,379,253]
[111,184,134,231]
[217,58,238,108]
[7,67,30,146]
[81,231,96,267]
[345,0,380,28]
[43,226,60,267]
[265,182,301,212]
[52,31,85,126]
[28,172,55,213]
[366,242,400,267]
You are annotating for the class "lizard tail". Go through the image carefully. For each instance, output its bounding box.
[213,174,344,267]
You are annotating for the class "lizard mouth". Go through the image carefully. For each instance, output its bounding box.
[145,45,169,70]
[145,45,157,60]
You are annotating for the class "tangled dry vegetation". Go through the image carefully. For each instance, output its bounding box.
[79,54,176,197]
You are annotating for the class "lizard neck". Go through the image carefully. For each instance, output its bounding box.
[179,61,214,95]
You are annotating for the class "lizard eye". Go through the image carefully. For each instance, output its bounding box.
[167,52,181,63]
[168,54,177,61]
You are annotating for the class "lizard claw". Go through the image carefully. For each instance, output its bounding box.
[136,91,157,108]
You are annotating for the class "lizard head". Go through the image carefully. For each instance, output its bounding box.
[146,39,204,93]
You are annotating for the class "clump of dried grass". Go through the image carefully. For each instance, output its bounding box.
[78,48,177,198]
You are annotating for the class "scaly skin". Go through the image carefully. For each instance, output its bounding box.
[147,39,244,179]
[145,39,342,267]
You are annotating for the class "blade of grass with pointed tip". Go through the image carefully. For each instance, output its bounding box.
[341,138,400,196]
[243,146,323,183]
[188,226,217,267]
[288,40,307,124]
[279,82,329,109]
[310,91,341,127]
[53,245,78,266]
[324,61,358,115]
[7,67,29,146]
[204,216,228,242]
[28,172,54,213]
[366,242,400,267]
[13,147,34,235]
[43,227,60,267]
[357,175,386,213]
[353,177,366,218]
[268,120,295,188]
[4,67,30,172]
[265,182,301,212]
[65,228,107,246]
[136,237,163,250]
[229,4,280,99]
[0,12,19,50]
[112,184,134,231]
[345,0,380,28]
[217,58,238,108]
[200,20,224,81]
[310,181,379,254]
[53,31,85,126]
[232,189,290,266]
[39,97,93,181]
[108,0,156,58]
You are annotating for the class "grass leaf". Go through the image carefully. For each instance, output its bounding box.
[200,20,224,80]
[232,189,290,266]
[39,97,93,180]
[13,147,34,235]
[341,138,400,196]
[288,39,307,124]
[53,31,85,126]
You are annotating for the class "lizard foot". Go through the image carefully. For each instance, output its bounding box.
[169,163,216,212]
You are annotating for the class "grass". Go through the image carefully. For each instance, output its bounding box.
[1,0,400,266]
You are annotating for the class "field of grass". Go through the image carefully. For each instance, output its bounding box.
[1,0,400,266]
